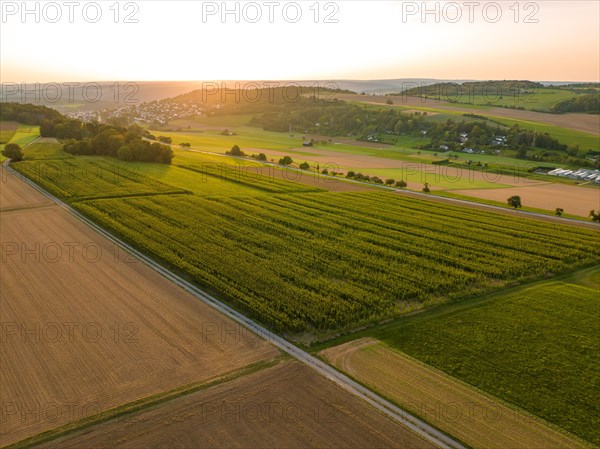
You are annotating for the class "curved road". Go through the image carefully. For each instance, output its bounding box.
[4,162,466,449]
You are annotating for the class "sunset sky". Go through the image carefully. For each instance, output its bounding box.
[1,1,598,82]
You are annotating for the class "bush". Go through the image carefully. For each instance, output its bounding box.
[508,196,522,209]
[117,140,174,164]
[279,156,293,166]
[227,145,245,157]
[63,139,92,155]
[1,143,23,162]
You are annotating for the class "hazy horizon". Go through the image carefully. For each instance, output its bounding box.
[2,1,598,83]
[1,78,598,84]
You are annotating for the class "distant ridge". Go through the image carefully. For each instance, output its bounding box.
[1,79,596,111]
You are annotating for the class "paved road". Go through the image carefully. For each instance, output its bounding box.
[4,162,466,449]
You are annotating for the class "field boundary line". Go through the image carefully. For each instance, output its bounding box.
[5,161,467,449]
[322,339,596,449]
[3,357,284,449]
[22,136,42,149]
[0,203,57,214]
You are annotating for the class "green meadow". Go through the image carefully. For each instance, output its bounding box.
[488,116,599,151]
[0,123,40,162]
[8,124,40,146]
[146,122,538,191]
[150,127,304,154]
[418,88,579,112]
[0,121,19,144]
[22,140,72,160]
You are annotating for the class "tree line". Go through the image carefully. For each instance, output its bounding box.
[249,102,428,137]
[0,103,173,164]
[551,94,599,114]
[0,102,62,125]
[61,124,174,164]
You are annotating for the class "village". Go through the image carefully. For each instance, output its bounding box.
[66,101,203,125]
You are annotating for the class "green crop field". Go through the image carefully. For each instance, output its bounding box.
[10,135,600,445]
[132,162,287,197]
[71,189,600,334]
[8,124,40,146]
[1,122,40,162]
[12,158,188,201]
[172,147,264,166]
[178,163,324,194]
[321,266,600,445]
[419,88,580,112]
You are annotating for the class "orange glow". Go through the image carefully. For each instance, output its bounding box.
[1,1,598,83]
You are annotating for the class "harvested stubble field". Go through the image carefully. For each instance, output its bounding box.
[0,172,279,446]
[0,168,54,211]
[320,339,592,449]
[452,182,600,218]
[36,361,436,449]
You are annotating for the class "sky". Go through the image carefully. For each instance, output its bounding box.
[1,1,599,82]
